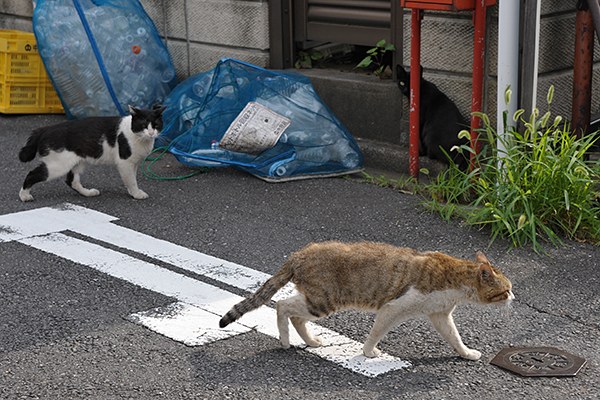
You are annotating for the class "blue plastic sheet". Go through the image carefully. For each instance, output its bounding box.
[33,0,177,119]
[159,59,363,181]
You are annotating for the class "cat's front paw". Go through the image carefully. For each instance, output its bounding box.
[19,189,33,202]
[460,349,482,361]
[280,337,291,349]
[305,335,323,348]
[363,346,382,358]
[81,188,100,197]
[130,189,149,200]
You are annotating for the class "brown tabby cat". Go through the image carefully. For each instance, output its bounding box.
[219,241,514,360]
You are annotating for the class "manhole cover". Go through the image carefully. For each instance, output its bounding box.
[491,347,586,377]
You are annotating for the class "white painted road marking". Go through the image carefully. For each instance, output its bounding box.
[128,302,252,346]
[0,204,411,377]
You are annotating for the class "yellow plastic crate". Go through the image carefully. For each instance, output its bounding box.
[0,80,64,114]
[0,30,64,114]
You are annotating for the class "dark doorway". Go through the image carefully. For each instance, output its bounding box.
[269,0,402,71]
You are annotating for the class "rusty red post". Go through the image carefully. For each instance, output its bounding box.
[409,8,421,178]
[572,0,594,138]
[470,0,487,169]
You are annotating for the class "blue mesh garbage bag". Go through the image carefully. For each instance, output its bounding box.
[33,0,177,119]
[159,58,363,182]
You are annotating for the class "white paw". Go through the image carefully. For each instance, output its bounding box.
[81,188,100,197]
[19,189,33,202]
[305,335,323,348]
[363,346,382,358]
[130,190,149,200]
[280,338,290,349]
[461,349,482,361]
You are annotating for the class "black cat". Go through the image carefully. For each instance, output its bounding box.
[396,65,469,169]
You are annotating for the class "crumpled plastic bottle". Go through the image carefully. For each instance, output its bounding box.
[33,0,177,118]
[187,140,233,167]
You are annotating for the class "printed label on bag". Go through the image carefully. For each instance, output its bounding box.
[220,102,291,154]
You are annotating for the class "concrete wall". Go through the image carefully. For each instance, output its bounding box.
[400,9,477,143]
[534,2,600,121]
[400,3,600,138]
[140,0,270,80]
[0,0,34,31]
[0,0,270,81]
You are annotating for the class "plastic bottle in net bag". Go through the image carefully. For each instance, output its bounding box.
[33,0,177,119]
[160,58,364,181]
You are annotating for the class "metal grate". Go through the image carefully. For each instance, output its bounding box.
[294,0,393,47]
[490,347,587,377]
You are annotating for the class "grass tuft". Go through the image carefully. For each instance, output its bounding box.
[423,90,600,252]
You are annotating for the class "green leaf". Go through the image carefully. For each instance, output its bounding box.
[311,52,324,61]
[356,57,373,69]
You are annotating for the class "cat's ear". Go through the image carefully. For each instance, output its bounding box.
[475,251,491,265]
[477,251,496,283]
[128,105,141,116]
[479,264,496,283]
[396,65,408,81]
[152,104,167,115]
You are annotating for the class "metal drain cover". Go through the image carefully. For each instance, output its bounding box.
[491,347,586,377]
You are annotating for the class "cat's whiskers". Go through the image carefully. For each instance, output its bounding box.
[499,301,514,318]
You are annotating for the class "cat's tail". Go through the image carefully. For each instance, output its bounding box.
[219,262,294,328]
[18,128,43,162]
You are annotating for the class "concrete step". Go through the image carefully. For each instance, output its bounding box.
[357,137,447,179]
[298,68,446,177]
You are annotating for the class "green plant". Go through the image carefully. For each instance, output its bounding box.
[360,170,423,195]
[423,86,600,252]
[294,50,324,69]
[355,39,395,78]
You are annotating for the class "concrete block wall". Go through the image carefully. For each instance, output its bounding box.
[0,0,35,31]
[400,3,599,140]
[0,0,270,82]
[534,4,600,121]
[400,10,476,139]
[140,0,270,80]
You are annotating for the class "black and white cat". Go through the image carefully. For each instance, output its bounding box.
[18,105,165,202]
[396,65,469,170]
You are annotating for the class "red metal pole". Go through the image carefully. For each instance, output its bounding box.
[470,0,487,169]
[409,9,421,178]
[572,0,594,138]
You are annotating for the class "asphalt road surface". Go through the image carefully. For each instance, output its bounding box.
[1,114,598,399]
